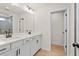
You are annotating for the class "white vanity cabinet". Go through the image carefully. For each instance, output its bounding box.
[0,33,42,56]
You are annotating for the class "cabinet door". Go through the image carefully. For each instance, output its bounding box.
[18,47,24,56]
[24,38,31,56]
[10,48,19,56]
[36,35,41,51]
[31,38,36,56]
[0,51,11,56]
[23,44,30,56]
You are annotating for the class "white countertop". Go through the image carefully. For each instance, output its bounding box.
[0,32,42,46]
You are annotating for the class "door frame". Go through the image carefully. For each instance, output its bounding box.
[50,8,70,56]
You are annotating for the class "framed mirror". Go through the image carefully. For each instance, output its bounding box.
[0,16,13,34]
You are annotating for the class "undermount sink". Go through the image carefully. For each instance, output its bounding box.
[0,36,20,40]
[9,36,21,39]
[0,33,31,41]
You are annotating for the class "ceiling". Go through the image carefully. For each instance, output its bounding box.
[0,3,27,14]
[0,3,71,14]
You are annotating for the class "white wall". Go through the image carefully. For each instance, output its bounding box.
[33,3,72,52]
[20,12,34,33]
[51,12,64,46]
[34,9,51,51]
[25,13,34,33]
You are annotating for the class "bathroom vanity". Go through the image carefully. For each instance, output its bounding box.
[0,33,42,56]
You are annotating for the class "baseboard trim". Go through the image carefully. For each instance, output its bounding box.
[33,49,41,56]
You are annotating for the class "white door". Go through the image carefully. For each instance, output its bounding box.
[75,3,79,56]
[51,11,67,55]
[51,12,64,46]
[64,11,67,55]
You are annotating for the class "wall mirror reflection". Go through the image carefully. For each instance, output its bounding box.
[0,16,12,34]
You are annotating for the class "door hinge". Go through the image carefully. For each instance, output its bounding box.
[65,29,67,32]
[65,13,67,16]
[65,45,67,48]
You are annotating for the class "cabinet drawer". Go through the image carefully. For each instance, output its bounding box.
[11,40,23,49]
[0,44,10,54]
[24,38,31,44]
[32,35,40,39]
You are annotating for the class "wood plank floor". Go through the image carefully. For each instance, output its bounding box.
[35,44,65,56]
[34,49,50,56]
[51,44,65,56]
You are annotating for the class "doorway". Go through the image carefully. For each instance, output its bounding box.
[50,10,67,56]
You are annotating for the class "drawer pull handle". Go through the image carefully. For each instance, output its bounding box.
[16,50,18,56]
[18,49,20,54]
[37,40,38,43]
[0,48,6,51]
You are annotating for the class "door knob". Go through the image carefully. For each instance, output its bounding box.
[76,43,79,48]
[72,43,77,47]
[72,43,79,48]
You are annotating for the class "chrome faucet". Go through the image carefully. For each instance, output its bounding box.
[5,29,12,38]
[27,30,32,34]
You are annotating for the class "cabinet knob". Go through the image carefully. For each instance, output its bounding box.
[37,40,38,43]
[16,50,18,56]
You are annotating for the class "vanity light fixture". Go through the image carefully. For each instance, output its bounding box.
[23,5,34,14]
[11,3,34,14]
